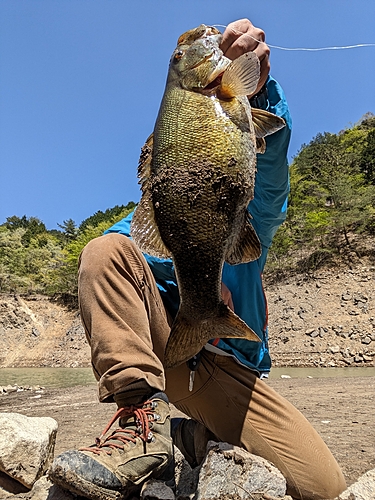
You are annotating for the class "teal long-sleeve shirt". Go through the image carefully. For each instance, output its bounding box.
[105,75,292,376]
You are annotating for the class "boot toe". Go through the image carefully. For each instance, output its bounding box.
[50,450,123,490]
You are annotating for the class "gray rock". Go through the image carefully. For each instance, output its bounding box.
[337,468,375,500]
[330,345,340,354]
[174,446,199,499]
[361,337,372,345]
[0,470,29,498]
[31,327,40,337]
[4,385,18,394]
[19,475,75,499]
[141,479,175,500]
[30,476,75,499]
[0,413,58,489]
[363,354,374,362]
[305,328,317,337]
[2,475,76,499]
[349,310,360,316]
[195,441,286,500]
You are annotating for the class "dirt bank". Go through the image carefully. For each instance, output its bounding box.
[0,260,374,370]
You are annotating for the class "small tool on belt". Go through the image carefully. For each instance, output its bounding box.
[187,351,203,391]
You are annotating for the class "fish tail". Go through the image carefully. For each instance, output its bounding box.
[164,304,260,370]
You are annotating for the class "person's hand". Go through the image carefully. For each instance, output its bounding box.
[220,18,270,94]
[221,282,234,311]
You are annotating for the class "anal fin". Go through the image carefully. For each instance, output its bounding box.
[251,108,285,139]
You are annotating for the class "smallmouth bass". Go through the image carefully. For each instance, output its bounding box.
[131,25,285,369]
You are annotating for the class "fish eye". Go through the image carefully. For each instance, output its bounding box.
[174,50,184,60]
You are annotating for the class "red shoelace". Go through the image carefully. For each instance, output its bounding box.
[80,401,158,456]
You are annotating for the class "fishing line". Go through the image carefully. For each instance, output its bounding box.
[212,24,375,51]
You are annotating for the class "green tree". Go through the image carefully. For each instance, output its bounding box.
[54,204,136,296]
[57,218,78,242]
[358,129,375,184]
[0,227,66,294]
[269,118,375,270]
[79,202,136,233]
[4,215,47,246]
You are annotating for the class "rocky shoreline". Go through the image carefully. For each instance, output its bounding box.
[0,385,45,396]
[267,263,375,369]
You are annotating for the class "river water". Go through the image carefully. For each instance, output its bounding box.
[1,366,375,389]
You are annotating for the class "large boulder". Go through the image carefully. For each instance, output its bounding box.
[194,441,287,500]
[337,468,375,500]
[0,413,58,489]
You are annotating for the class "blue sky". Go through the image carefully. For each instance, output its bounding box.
[1,0,374,230]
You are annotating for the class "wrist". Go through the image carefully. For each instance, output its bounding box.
[249,84,268,109]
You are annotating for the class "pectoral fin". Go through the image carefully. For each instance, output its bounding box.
[219,52,260,99]
[251,108,286,153]
[225,211,261,265]
[130,134,172,259]
[256,137,266,154]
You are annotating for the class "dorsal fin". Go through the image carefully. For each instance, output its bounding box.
[130,134,172,259]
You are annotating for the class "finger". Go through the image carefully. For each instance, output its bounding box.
[221,20,266,59]
[221,19,261,55]
[253,39,270,62]
[223,31,266,60]
[252,44,271,93]
[220,19,249,55]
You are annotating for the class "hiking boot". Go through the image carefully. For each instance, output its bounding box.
[171,418,216,468]
[49,392,174,500]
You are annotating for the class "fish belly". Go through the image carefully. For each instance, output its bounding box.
[152,159,252,308]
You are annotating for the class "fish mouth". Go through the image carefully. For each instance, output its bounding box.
[195,71,224,95]
[204,72,223,90]
[199,55,230,94]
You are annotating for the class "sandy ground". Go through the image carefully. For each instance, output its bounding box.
[0,376,374,487]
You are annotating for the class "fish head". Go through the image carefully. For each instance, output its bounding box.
[167,24,231,91]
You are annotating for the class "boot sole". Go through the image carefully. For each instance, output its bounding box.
[50,469,130,500]
[49,455,175,500]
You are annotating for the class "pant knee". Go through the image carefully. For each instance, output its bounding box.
[79,233,138,275]
[289,469,346,500]
[80,232,126,262]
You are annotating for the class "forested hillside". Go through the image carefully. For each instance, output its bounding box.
[0,202,136,298]
[1,113,374,298]
[268,112,375,271]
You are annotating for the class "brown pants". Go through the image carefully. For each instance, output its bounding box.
[78,233,346,500]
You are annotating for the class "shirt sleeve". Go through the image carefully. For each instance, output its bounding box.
[248,76,292,270]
